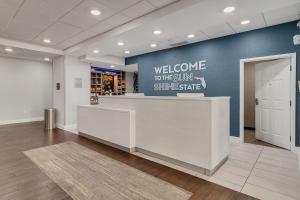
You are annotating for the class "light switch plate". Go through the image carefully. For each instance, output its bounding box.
[56,83,60,90]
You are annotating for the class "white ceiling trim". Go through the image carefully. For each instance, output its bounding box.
[79,55,138,72]
[79,55,124,66]
[0,37,64,55]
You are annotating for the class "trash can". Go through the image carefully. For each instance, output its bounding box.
[44,108,56,130]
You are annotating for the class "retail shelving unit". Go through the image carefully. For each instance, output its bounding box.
[90,67,126,97]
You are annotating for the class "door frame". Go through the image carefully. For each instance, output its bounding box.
[239,53,296,152]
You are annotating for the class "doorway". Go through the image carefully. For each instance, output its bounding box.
[243,61,275,147]
[240,53,296,152]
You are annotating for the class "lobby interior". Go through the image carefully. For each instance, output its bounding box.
[0,0,300,200]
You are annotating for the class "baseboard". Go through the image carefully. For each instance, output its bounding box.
[56,124,65,130]
[65,128,78,134]
[0,117,44,125]
[297,147,300,173]
[64,124,77,131]
[230,136,242,143]
[79,132,134,152]
[64,124,78,134]
[135,147,207,174]
[56,124,78,134]
[135,147,226,176]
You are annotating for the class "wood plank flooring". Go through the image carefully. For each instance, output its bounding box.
[0,122,257,200]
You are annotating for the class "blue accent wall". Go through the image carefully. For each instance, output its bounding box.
[126,21,300,146]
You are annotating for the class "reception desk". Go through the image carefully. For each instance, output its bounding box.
[78,96,230,175]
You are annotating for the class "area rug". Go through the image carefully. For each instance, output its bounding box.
[24,142,192,200]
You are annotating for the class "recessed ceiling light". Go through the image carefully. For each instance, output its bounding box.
[150,43,157,48]
[223,6,236,13]
[90,9,101,16]
[117,42,124,46]
[44,57,50,62]
[124,50,130,54]
[4,47,13,52]
[187,34,195,38]
[110,65,115,68]
[241,20,250,25]
[93,50,99,54]
[43,39,51,44]
[153,30,162,35]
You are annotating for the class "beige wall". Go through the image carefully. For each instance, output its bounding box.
[244,63,256,128]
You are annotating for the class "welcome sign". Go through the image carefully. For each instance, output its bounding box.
[153,60,207,91]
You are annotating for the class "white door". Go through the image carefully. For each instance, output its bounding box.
[255,59,291,149]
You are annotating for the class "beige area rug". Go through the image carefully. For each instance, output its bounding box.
[24,142,192,200]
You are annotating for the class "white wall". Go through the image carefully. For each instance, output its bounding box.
[0,57,52,124]
[64,55,90,128]
[126,72,134,93]
[53,56,65,127]
[53,55,90,129]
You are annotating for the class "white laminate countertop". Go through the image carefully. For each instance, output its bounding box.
[98,95,230,101]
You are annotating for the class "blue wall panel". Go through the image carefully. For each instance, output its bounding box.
[126,21,300,146]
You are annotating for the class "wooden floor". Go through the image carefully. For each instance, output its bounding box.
[0,122,257,200]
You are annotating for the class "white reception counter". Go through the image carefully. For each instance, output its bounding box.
[78,96,230,175]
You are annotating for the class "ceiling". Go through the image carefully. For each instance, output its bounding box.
[0,0,177,49]
[69,0,300,58]
[0,0,299,63]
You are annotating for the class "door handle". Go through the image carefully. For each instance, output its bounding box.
[255,98,259,105]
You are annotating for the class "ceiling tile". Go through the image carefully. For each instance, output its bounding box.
[94,0,141,11]
[60,12,101,29]
[69,30,98,43]
[228,14,266,33]
[189,30,210,42]
[265,14,299,27]
[122,0,156,18]
[42,0,83,25]
[56,30,98,49]
[263,3,300,26]
[147,0,177,8]
[55,40,78,50]
[1,20,43,41]
[60,0,116,29]
[33,22,82,45]
[0,2,21,33]
[89,14,132,34]
[202,23,235,39]
[71,0,115,17]
[0,0,24,7]
[6,0,80,39]
[12,11,52,32]
[42,0,82,12]
[16,0,75,23]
